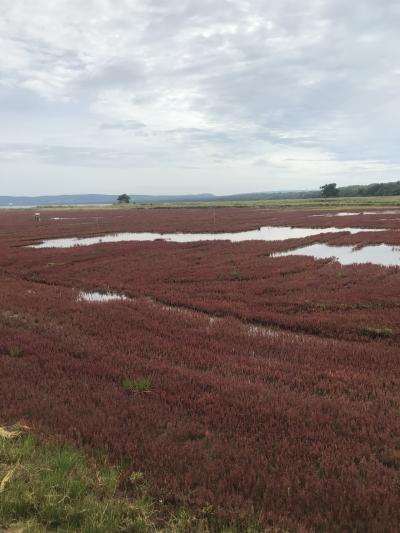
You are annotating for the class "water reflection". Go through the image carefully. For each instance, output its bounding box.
[274,243,400,266]
[51,217,77,220]
[313,210,400,217]
[78,291,128,302]
[30,226,387,248]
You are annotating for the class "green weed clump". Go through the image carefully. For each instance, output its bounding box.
[7,346,23,358]
[359,326,394,339]
[122,377,151,393]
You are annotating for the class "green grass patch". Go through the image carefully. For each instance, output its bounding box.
[1,426,264,532]
[7,346,23,358]
[0,427,155,532]
[122,377,152,393]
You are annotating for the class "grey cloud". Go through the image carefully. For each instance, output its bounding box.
[82,60,146,90]
[100,120,147,130]
[166,128,234,144]
[0,143,165,168]
[252,158,268,167]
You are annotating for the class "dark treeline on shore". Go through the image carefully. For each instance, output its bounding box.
[338,181,400,197]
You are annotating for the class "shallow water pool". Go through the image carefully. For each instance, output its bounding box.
[274,243,400,267]
[78,291,128,302]
[30,226,387,248]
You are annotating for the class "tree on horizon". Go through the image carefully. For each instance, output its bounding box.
[320,183,339,198]
[117,194,131,204]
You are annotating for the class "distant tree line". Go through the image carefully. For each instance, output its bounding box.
[335,181,400,197]
[196,180,400,202]
[318,181,400,198]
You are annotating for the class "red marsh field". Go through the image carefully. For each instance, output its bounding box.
[1,206,400,531]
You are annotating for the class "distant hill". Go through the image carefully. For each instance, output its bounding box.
[0,193,216,206]
[0,191,314,206]
[1,181,399,206]
[0,194,117,206]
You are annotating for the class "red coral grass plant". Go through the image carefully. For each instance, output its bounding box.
[1,208,400,530]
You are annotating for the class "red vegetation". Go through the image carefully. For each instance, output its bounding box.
[1,207,400,531]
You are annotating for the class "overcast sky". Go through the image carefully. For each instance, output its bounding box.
[1,0,399,195]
